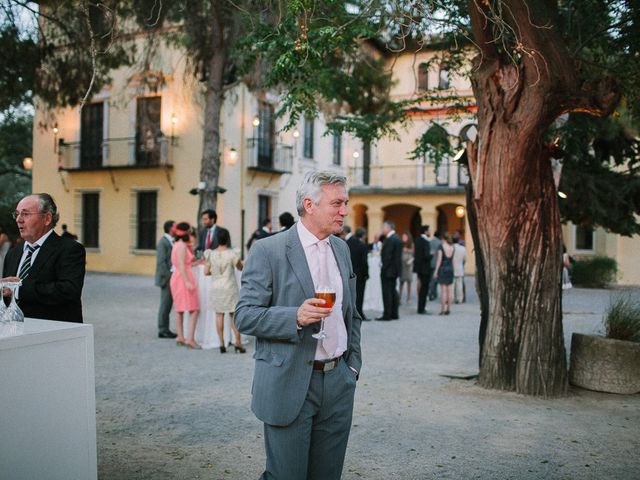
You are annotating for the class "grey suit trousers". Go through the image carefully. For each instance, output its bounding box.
[157,284,173,334]
[261,360,357,480]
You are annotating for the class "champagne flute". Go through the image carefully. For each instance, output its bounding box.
[312,285,336,340]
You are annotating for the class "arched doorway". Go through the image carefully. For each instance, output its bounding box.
[351,203,368,233]
[382,203,422,240]
[436,203,466,240]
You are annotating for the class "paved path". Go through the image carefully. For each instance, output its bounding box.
[87,273,640,479]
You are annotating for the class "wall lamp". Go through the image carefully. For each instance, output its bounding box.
[23,156,33,170]
[227,147,238,165]
[53,124,59,153]
[189,182,227,196]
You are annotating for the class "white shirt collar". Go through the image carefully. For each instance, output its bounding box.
[387,229,396,238]
[163,233,174,243]
[26,228,54,248]
[297,220,329,248]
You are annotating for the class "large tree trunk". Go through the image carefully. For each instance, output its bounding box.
[466,0,621,396]
[199,50,225,215]
[469,78,567,394]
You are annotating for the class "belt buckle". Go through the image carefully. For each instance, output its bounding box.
[323,358,338,372]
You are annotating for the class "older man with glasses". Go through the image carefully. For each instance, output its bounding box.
[2,193,86,323]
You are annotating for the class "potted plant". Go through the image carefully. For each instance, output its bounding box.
[569,293,640,394]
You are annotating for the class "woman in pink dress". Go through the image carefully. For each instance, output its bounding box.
[170,222,200,348]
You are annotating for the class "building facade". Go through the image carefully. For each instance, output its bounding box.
[30,39,640,284]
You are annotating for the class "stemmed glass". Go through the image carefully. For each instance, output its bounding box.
[0,280,7,323]
[3,280,24,323]
[312,285,336,340]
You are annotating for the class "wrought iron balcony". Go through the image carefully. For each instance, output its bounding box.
[245,138,293,174]
[348,161,468,191]
[58,136,173,171]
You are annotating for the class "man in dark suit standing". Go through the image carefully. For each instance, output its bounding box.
[346,227,369,321]
[378,220,402,320]
[155,220,176,338]
[197,209,230,254]
[2,193,86,323]
[413,224,433,314]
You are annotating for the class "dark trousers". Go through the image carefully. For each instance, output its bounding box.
[381,275,399,319]
[417,271,431,313]
[157,284,173,334]
[428,270,439,300]
[355,277,366,320]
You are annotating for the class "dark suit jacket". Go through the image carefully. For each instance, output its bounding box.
[3,232,86,323]
[154,235,173,287]
[413,235,432,275]
[346,236,368,281]
[197,225,230,252]
[380,232,403,279]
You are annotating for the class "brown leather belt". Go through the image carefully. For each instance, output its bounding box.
[313,358,340,372]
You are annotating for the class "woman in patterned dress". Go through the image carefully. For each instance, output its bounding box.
[204,228,245,353]
[170,222,200,348]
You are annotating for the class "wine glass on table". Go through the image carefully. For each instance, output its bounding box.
[0,279,7,323]
[3,280,24,323]
[312,285,336,340]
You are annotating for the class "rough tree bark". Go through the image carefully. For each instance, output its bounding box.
[467,0,621,396]
[198,0,241,216]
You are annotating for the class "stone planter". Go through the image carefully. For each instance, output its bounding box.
[569,333,640,394]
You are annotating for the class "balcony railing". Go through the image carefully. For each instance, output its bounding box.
[246,138,293,174]
[348,162,468,190]
[58,136,173,171]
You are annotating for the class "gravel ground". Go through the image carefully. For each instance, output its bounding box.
[86,273,640,480]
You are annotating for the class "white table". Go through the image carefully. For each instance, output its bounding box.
[0,319,97,480]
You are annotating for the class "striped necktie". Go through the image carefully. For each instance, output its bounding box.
[18,244,40,280]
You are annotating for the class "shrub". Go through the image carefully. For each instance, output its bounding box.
[604,294,640,342]
[571,256,617,288]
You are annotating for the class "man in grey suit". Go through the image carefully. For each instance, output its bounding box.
[155,220,176,338]
[236,171,362,480]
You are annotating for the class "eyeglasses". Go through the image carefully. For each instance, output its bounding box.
[12,211,46,220]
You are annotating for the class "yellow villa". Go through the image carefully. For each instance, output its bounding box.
[29,38,640,284]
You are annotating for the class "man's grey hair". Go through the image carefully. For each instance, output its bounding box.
[296,171,347,216]
[35,193,60,227]
[383,220,395,230]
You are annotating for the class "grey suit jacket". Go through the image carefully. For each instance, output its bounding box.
[154,236,173,287]
[235,225,362,426]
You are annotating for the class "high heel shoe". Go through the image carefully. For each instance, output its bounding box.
[445,309,450,315]
[220,346,227,354]
[234,344,246,354]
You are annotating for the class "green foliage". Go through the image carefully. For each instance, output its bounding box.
[571,256,618,288]
[0,110,32,236]
[410,122,454,164]
[0,25,38,111]
[0,1,134,111]
[604,293,640,342]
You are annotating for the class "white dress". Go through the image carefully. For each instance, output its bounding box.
[204,248,241,313]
